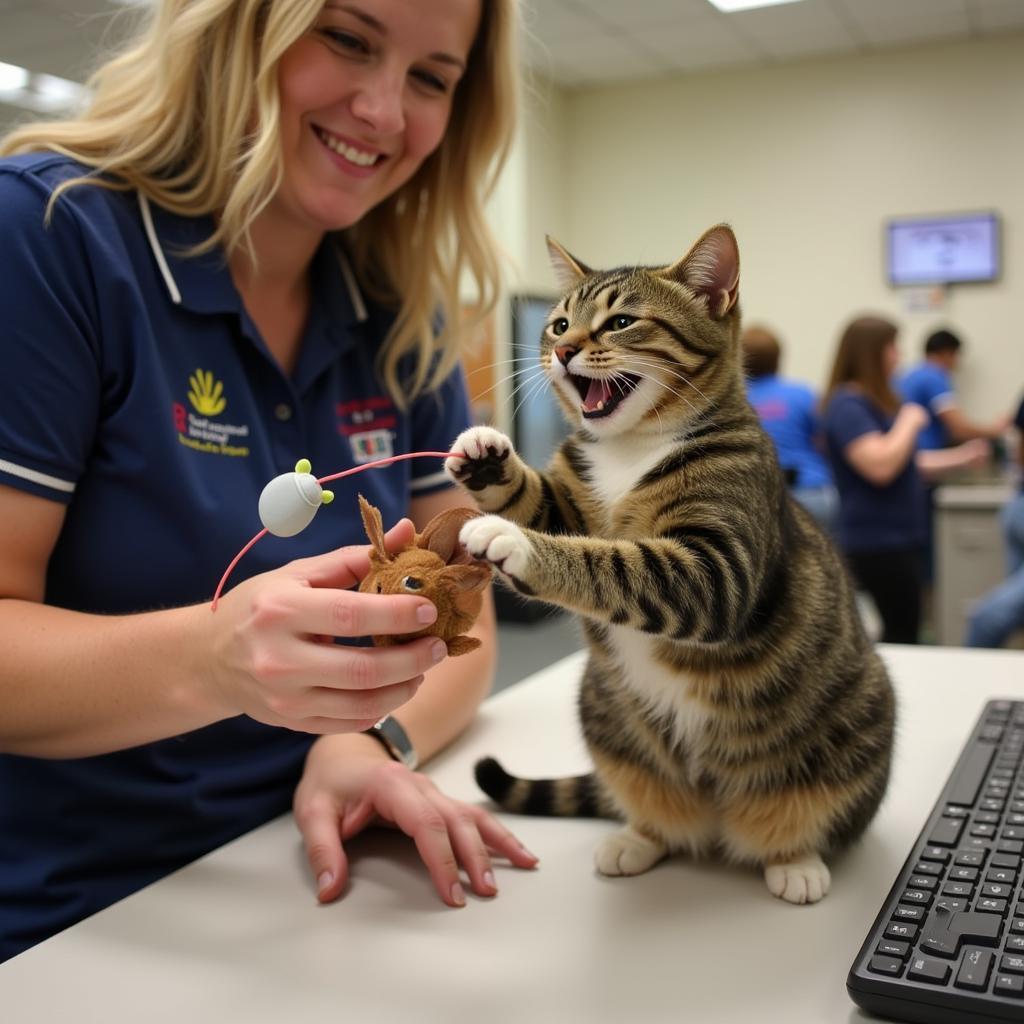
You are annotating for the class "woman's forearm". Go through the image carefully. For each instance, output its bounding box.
[0,599,224,759]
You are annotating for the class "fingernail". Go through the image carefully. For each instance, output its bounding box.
[317,871,333,893]
[416,603,437,625]
[450,882,466,907]
[519,843,539,862]
[483,870,497,891]
[430,640,447,663]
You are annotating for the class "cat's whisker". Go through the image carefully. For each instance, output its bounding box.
[475,365,548,404]
[510,370,554,426]
[626,357,710,405]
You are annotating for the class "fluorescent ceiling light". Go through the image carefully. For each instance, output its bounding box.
[0,61,87,113]
[707,0,806,12]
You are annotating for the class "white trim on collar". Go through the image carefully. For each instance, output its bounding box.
[336,246,368,323]
[138,191,368,323]
[138,192,182,306]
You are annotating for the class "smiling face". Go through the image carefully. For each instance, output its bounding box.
[271,0,480,237]
[539,227,743,440]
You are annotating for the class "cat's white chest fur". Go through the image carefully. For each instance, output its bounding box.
[585,435,680,510]
[606,624,708,763]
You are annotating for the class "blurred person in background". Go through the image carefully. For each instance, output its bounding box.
[822,316,987,644]
[742,325,837,535]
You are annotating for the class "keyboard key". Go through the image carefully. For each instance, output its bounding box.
[921,846,952,863]
[934,898,968,915]
[987,868,1017,883]
[943,881,975,898]
[982,882,1014,899]
[994,973,1024,997]
[992,853,1021,870]
[929,818,965,847]
[918,909,1001,958]
[876,939,910,959]
[892,905,926,922]
[954,850,986,867]
[912,860,943,876]
[868,954,902,976]
[947,743,996,806]
[1005,936,1024,952]
[954,947,994,991]
[1001,953,1024,974]
[900,889,933,906]
[907,956,951,985]
[885,921,918,941]
[975,897,1008,915]
[907,875,938,890]
[949,866,978,882]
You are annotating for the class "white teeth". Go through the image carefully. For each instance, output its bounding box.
[317,128,378,167]
[595,400,605,411]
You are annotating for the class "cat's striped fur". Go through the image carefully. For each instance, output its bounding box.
[446,225,895,904]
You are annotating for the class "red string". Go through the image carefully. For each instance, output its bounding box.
[210,450,464,611]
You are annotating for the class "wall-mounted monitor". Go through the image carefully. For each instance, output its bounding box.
[886,211,1000,286]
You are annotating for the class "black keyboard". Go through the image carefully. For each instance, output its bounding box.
[848,700,1024,1023]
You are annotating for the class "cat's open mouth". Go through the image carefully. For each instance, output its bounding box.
[567,373,640,419]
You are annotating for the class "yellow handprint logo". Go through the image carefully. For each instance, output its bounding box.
[188,369,227,417]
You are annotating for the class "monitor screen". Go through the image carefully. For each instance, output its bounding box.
[886,212,1000,286]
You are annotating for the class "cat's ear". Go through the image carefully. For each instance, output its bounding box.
[663,224,740,320]
[546,236,592,290]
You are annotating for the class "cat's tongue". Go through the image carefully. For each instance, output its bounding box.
[582,378,614,412]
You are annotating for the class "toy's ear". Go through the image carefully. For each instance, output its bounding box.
[445,563,493,593]
[418,507,480,564]
[358,494,390,561]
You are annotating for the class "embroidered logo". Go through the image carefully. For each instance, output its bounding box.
[337,397,396,464]
[173,368,250,458]
[188,369,227,416]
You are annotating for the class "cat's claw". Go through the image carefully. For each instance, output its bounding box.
[447,427,515,491]
[459,515,532,582]
[763,853,831,905]
[595,826,668,877]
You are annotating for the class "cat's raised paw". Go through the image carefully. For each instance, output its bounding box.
[459,515,532,584]
[594,826,668,877]
[763,853,831,905]
[446,427,515,492]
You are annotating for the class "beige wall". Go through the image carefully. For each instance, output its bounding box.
[507,33,1024,420]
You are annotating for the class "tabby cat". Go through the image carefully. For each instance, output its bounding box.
[444,224,895,904]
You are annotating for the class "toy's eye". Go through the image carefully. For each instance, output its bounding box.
[375,582,382,593]
[401,576,423,591]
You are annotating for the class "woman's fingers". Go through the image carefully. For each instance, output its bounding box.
[295,795,349,903]
[285,587,439,640]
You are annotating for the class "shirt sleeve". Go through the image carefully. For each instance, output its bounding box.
[827,393,884,452]
[0,167,102,504]
[407,361,472,496]
[921,365,956,414]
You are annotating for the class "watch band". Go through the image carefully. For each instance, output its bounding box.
[364,715,418,770]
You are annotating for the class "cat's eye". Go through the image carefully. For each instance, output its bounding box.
[401,576,423,591]
[551,317,569,336]
[607,314,636,331]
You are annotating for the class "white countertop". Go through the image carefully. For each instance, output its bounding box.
[3,644,1024,1023]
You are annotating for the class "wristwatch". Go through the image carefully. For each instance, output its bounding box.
[364,716,418,770]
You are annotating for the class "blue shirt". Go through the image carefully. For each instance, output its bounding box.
[0,154,471,961]
[823,388,926,554]
[896,362,955,450]
[745,375,832,489]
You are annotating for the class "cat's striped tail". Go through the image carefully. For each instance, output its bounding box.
[474,757,618,818]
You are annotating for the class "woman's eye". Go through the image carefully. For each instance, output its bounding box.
[321,29,368,54]
[608,315,635,331]
[401,576,423,591]
[412,69,448,93]
[551,318,569,336]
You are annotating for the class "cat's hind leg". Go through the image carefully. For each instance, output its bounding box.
[594,825,668,877]
[763,852,831,905]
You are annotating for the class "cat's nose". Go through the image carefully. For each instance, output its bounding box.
[554,344,578,367]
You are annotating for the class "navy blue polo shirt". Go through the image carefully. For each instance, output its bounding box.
[0,153,471,961]
[822,387,926,554]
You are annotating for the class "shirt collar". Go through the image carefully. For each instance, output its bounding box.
[137,192,369,327]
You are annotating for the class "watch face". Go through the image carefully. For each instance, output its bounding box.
[372,717,417,770]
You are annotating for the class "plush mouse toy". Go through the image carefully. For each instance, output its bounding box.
[356,494,492,655]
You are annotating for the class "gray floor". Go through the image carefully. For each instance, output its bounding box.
[493,609,582,694]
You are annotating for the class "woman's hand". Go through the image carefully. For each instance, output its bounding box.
[294,732,539,906]
[196,519,449,734]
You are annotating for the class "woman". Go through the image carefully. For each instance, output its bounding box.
[0,0,535,962]
[822,316,986,644]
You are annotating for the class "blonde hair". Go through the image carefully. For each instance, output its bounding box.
[1,0,518,407]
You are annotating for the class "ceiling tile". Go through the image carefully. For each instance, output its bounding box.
[632,18,762,70]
